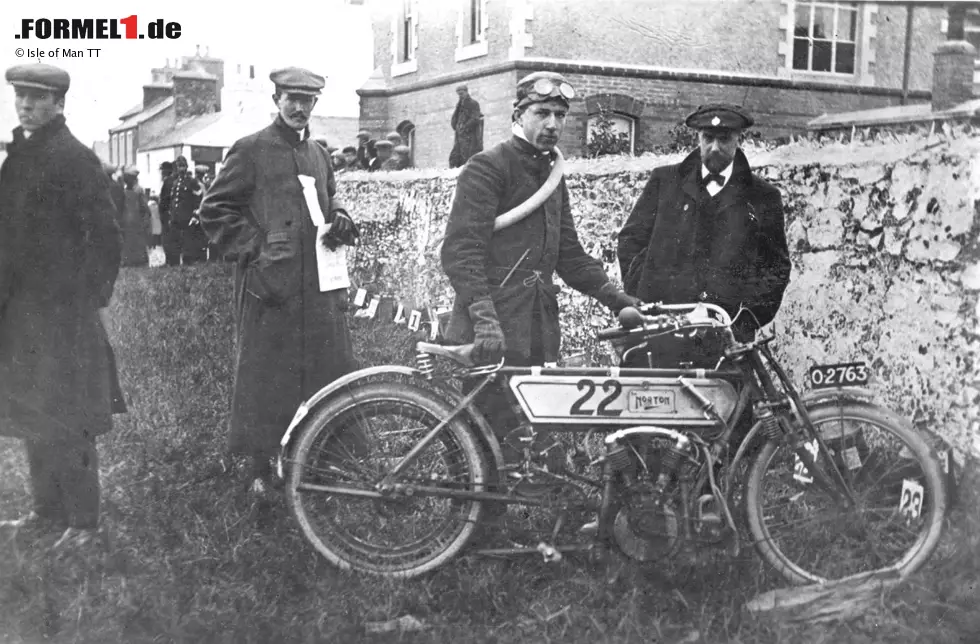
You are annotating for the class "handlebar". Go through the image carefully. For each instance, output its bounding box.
[596,302,734,342]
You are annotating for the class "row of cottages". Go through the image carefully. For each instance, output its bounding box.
[107,50,359,192]
[357,0,980,168]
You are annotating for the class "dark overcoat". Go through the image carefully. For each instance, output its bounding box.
[199,118,357,456]
[0,115,125,442]
[441,135,610,363]
[449,96,483,168]
[119,187,150,266]
[617,148,791,339]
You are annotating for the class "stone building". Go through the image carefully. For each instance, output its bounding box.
[357,0,972,168]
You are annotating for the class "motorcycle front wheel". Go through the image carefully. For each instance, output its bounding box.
[745,402,946,585]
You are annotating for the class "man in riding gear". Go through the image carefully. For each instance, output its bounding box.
[441,71,639,450]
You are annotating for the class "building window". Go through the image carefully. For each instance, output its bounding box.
[397,120,416,167]
[399,0,417,63]
[392,0,420,76]
[586,113,636,156]
[467,0,485,45]
[793,1,858,74]
[456,0,489,61]
[124,131,133,166]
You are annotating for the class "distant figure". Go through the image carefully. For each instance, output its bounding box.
[382,144,411,172]
[385,131,403,147]
[147,191,162,247]
[103,160,125,216]
[167,156,207,265]
[341,146,358,170]
[449,84,483,168]
[355,130,371,170]
[331,150,347,172]
[119,166,151,267]
[369,139,393,172]
[365,139,378,169]
[158,161,180,266]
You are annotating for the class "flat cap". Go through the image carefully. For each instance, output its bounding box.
[685,103,754,130]
[194,163,209,173]
[393,145,411,154]
[122,165,140,177]
[374,139,394,149]
[269,67,325,95]
[5,63,71,92]
[159,161,173,170]
[356,130,371,139]
[455,83,468,92]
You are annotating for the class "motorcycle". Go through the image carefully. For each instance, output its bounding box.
[277,301,947,585]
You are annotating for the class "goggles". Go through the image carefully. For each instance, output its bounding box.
[519,77,576,104]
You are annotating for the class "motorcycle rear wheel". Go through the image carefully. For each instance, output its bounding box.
[285,381,489,578]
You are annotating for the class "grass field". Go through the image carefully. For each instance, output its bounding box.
[0,263,977,644]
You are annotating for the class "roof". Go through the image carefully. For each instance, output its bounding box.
[109,97,174,134]
[808,98,980,130]
[173,68,216,81]
[118,101,145,120]
[139,111,225,150]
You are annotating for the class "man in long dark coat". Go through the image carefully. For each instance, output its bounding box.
[199,67,360,494]
[441,71,638,448]
[167,156,207,265]
[449,84,483,168]
[158,161,180,265]
[617,104,791,367]
[0,64,125,545]
[118,167,151,267]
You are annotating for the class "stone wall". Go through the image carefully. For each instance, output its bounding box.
[336,134,980,457]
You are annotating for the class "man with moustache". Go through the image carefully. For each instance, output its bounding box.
[441,72,638,457]
[0,63,125,547]
[198,67,360,496]
[617,104,791,368]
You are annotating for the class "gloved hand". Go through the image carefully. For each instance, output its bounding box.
[321,211,360,251]
[468,298,507,364]
[595,282,642,315]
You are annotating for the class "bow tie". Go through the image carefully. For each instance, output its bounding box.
[704,173,725,187]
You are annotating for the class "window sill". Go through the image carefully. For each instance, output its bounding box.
[786,69,860,84]
[391,59,418,78]
[455,40,488,62]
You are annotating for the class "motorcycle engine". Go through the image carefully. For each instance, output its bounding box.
[612,480,680,562]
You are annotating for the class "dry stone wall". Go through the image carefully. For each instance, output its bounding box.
[337,134,980,457]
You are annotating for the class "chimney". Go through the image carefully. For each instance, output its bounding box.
[173,68,220,120]
[932,5,978,112]
[142,82,172,109]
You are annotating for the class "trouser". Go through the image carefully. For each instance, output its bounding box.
[162,225,181,266]
[180,226,209,265]
[463,311,547,454]
[25,435,100,529]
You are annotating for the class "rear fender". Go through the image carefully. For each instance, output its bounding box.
[275,365,504,478]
